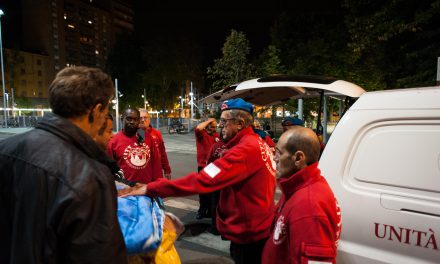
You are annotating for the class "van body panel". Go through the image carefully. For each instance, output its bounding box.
[319,87,440,263]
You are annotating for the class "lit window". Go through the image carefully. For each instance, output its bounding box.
[95,50,99,55]
[88,20,92,24]
[64,13,67,20]
[67,24,75,29]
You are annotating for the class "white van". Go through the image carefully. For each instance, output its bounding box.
[202,77,440,263]
[319,87,440,263]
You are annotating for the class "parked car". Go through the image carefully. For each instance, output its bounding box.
[168,120,187,134]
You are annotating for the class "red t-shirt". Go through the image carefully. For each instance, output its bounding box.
[147,126,171,174]
[262,163,341,264]
[195,128,220,168]
[107,131,162,184]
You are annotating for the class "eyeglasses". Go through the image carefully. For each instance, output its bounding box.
[219,118,236,125]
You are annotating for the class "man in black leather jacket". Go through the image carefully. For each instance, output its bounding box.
[0,66,127,263]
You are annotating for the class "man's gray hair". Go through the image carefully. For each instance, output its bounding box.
[229,109,254,127]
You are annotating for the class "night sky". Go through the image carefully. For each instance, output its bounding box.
[135,0,343,65]
[0,0,343,66]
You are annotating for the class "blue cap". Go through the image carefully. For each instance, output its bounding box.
[282,117,304,127]
[220,98,254,114]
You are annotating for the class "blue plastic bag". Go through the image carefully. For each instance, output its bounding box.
[117,195,165,255]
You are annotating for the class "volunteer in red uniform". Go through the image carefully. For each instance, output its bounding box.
[120,98,276,264]
[107,107,162,184]
[194,117,220,219]
[281,116,304,132]
[253,120,275,154]
[139,109,172,179]
[262,127,342,264]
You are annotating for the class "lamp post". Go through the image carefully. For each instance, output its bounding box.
[189,91,193,130]
[179,95,184,119]
[0,9,7,127]
[142,88,147,110]
[114,78,120,131]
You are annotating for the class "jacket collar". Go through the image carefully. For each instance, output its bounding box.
[225,126,255,148]
[36,112,120,173]
[277,162,321,199]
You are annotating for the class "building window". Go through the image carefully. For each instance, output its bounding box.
[38,81,43,87]
[21,80,27,86]
[37,59,42,66]
[21,68,26,74]
[38,70,42,76]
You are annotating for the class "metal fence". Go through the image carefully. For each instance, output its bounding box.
[0,115,42,128]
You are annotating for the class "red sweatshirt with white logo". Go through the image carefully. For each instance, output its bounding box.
[262,163,342,264]
[107,131,162,184]
[147,127,276,244]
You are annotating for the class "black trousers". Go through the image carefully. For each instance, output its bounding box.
[210,190,220,234]
[197,166,212,216]
[229,237,268,264]
[198,193,212,215]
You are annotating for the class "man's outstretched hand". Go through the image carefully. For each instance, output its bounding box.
[118,183,147,197]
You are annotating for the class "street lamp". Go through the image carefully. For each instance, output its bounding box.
[142,88,147,110]
[0,9,7,127]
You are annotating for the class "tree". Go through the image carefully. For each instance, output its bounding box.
[343,0,440,88]
[140,36,204,111]
[207,29,255,91]
[255,44,286,76]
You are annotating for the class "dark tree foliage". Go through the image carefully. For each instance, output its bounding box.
[140,36,204,111]
[207,29,256,91]
[343,0,440,88]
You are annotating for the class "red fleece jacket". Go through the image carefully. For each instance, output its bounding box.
[195,128,220,168]
[262,163,342,264]
[147,127,276,244]
[146,126,171,174]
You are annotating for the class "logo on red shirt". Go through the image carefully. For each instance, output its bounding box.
[258,139,276,176]
[123,142,151,169]
[273,215,287,245]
